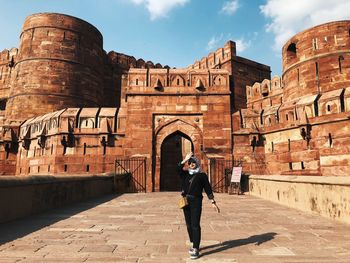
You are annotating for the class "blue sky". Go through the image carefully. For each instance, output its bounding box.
[1,0,350,77]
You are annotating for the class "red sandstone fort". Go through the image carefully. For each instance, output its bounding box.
[1,13,350,192]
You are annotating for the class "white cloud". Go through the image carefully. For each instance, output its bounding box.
[206,34,251,54]
[206,34,224,51]
[235,38,251,53]
[260,0,350,51]
[220,0,240,15]
[129,0,190,20]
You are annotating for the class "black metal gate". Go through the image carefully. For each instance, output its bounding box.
[115,157,147,193]
[209,158,243,193]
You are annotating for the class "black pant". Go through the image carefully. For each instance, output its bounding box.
[183,195,202,249]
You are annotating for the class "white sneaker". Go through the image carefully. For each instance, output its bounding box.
[190,248,199,259]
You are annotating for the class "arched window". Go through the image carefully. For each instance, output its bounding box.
[261,83,269,96]
[327,104,331,112]
[287,43,297,59]
[136,79,139,85]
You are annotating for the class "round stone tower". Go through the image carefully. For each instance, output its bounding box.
[282,21,350,101]
[5,13,105,122]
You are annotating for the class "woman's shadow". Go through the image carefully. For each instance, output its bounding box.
[200,232,277,256]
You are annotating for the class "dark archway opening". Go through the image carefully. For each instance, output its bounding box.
[160,131,193,191]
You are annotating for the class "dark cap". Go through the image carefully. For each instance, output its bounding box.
[188,157,196,164]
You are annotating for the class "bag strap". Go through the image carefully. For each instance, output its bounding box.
[188,173,199,193]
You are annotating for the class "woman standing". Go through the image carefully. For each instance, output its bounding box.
[178,152,220,259]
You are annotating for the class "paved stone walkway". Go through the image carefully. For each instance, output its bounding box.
[0,192,350,262]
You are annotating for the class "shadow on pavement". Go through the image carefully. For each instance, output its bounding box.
[200,232,277,256]
[0,194,119,246]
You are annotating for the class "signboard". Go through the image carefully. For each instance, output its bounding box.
[231,167,242,183]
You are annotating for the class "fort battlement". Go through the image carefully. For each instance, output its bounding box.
[234,20,350,176]
[108,51,167,71]
[246,76,283,109]
[0,48,18,65]
[242,75,350,131]
[4,13,350,184]
[0,48,18,100]
[126,68,229,94]
[282,20,350,101]
[15,107,124,176]
[4,13,107,123]
[188,41,236,70]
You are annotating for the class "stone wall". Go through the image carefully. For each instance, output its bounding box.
[15,107,125,176]
[124,68,232,191]
[235,21,350,176]
[188,41,271,111]
[0,48,18,101]
[5,13,106,123]
[0,175,114,223]
[282,21,350,101]
[249,175,350,224]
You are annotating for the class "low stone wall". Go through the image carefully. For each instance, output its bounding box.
[249,175,350,224]
[0,175,114,223]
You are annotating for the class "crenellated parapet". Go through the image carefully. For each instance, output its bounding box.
[107,51,167,71]
[188,41,236,70]
[0,48,18,66]
[246,76,283,109]
[240,75,350,131]
[126,68,230,94]
[0,48,18,100]
[15,107,126,175]
[19,107,124,142]
[187,40,270,111]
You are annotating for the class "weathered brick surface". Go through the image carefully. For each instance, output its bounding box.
[282,21,350,101]
[235,21,350,177]
[8,15,348,184]
[5,13,105,123]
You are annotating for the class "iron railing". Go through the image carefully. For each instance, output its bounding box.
[115,157,147,192]
[210,158,243,193]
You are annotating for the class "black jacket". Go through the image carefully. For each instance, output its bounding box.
[178,163,214,199]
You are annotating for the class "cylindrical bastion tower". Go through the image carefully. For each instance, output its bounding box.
[282,21,350,101]
[5,13,105,122]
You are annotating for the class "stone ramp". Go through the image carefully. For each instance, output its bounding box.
[0,192,349,262]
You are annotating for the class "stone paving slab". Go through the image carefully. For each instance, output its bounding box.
[0,192,350,262]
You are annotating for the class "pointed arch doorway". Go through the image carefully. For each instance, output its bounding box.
[160,131,193,191]
[153,118,203,192]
